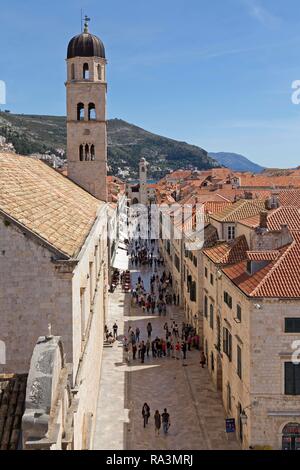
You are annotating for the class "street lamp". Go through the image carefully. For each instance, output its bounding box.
[240,401,259,426]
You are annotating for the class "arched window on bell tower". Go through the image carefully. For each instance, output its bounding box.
[77,103,84,121]
[79,145,84,161]
[85,144,90,161]
[91,144,95,161]
[83,63,89,80]
[71,63,75,80]
[88,103,96,120]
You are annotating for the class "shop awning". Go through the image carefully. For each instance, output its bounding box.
[111,247,129,271]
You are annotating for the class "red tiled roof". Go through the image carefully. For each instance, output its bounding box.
[246,251,280,261]
[211,199,266,222]
[239,206,300,231]
[239,175,300,188]
[223,232,300,298]
[203,235,249,265]
[279,190,300,209]
[0,374,27,450]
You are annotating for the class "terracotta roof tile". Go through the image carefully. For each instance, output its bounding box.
[0,374,27,450]
[0,153,104,258]
[246,250,280,261]
[239,206,300,231]
[211,199,266,222]
[224,233,300,298]
[203,235,249,265]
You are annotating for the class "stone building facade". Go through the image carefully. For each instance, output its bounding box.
[202,208,300,449]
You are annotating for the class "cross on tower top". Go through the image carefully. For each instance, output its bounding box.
[84,15,91,33]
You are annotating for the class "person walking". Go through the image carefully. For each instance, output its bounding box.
[161,408,170,435]
[175,341,181,360]
[167,339,171,357]
[200,351,207,368]
[113,322,118,339]
[136,327,140,343]
[181,341,187,360]
[142,403,150,428]
[154,410,161,436]
[147,322,152,338]
[141,341,146,363]
[146,338,150,357]
[132,343,137,360]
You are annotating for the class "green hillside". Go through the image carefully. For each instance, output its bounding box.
[0,112,218,178]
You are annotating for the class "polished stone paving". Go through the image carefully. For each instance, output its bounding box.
[94,255,239,450]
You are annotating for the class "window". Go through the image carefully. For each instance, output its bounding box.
[237,345,242,379]
[237,304,242,322]
[190,281,196,302]
[211,351,215,371]
[285,318,300,333]
[89,261,94,304]
[80,287,86,345]
[204,296,208,318]
[210,273,214,285]
[205,267,208,278]
[175,254,180,272]
[224,291,233,309]
[83,63,89,79]
[79,144,84,161]
[193,256,197,267]
[210,304,214,329]
[77,102,84,121]
[97,64,102,80]
[285,363,300,395]
[228,225,235,240]
[90,144,95,161]
[227,383,232,412]
[71,63,75,80]
[217,317,221,352]
[85,144,90,161]
[88,103,96,120]
[223,328,232,361]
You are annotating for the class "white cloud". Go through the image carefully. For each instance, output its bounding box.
[242,0,281,27]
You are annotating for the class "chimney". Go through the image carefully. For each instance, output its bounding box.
[259,211,268,229]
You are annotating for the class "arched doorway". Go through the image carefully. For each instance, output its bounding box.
[282,423,300,450]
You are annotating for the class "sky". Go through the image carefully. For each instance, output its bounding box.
[1,0,300,168]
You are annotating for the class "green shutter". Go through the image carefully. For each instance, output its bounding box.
[285,362,295,395]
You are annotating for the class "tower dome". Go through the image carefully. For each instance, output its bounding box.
[67,17,105,59]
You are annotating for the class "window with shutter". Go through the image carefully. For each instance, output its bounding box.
[210,304,214,329]
[285,362,300,395]
[285,318,300,333]
[204,296,208,318]
[237,345,242,379]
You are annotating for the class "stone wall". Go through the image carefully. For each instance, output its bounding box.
[0,217,73,374]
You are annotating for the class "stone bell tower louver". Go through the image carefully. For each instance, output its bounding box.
[66,17,107,201]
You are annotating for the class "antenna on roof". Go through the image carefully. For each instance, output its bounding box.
[81,8,83,32]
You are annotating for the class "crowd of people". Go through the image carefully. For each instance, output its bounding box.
[108,236,206,438]
[130,239,164,267]
[124,320,201,363]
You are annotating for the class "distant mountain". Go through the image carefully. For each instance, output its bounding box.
[0,112,218,179]
[209,152,264,173]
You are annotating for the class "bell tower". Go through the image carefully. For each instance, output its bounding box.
[66,17,107,201]
[139,157,148,205]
